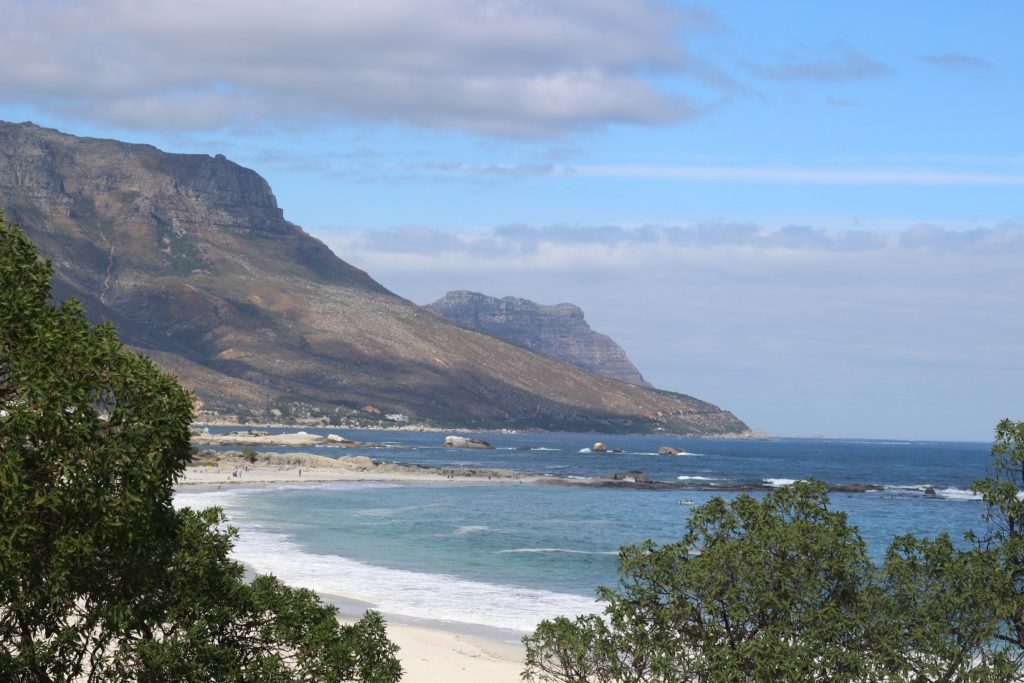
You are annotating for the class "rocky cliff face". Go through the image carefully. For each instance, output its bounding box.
[427,290,652,387]
[0,121,749,435]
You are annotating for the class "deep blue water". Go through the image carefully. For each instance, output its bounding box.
[178,428,994,633]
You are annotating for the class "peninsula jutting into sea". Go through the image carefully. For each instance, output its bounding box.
[0,120,747,437]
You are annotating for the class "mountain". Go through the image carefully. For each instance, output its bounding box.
[427,290,652,387]
[0,121,749,435]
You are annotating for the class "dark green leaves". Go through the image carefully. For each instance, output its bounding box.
[1,213,401,682]
[524,464,1024,682]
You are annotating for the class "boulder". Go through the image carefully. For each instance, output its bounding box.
[611,470,650,483]
[658,446,684,455]
[326,433,353,443]
[339,455,374,470]
[444,435,493,449]
[592,442,608,452]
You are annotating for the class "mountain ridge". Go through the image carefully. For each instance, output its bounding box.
[427,290,652,387]
[0,120,749,435]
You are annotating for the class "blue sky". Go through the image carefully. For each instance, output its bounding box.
[1,1,1021,440]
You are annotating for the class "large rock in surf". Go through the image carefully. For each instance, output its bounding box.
[444,435,493,449]
[611,470,650,483]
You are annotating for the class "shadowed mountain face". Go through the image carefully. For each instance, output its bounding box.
[0,121,749,434]
[427,291,652,387]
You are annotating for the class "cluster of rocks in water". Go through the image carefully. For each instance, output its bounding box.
[592,442,688,455]
[197,432,895,496]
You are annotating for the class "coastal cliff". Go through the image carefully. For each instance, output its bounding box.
[427,290,652,387]
[0,121,749,435]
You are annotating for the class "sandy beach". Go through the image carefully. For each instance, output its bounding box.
[177,449,537,487]
[176,451,531,681]
[369,622,525,682]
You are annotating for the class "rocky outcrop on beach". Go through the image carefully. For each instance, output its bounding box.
[427,290,652,387]
[0,121,749,435]
[191,430,361,447]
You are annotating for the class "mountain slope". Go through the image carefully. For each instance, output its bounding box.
[0,121,748,435]
[427,290,652,387]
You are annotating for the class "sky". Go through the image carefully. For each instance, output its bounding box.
[1,0,1021,440]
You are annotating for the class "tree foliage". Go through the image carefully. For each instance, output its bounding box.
[525,481,887,682]
[971,418,1024,674]
[0,213,401,682]
[525,428,1024,682]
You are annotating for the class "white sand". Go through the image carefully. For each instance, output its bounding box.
[373,622,525,682]
[176,452,532,680]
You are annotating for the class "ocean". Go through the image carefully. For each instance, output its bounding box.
[174,428,993,636]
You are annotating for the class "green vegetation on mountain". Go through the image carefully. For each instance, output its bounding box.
[0,214,401,681]
[524,421,1024,682]
[0,121,747,435]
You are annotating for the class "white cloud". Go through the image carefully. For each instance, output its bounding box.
[0,0,721,137]
[745,42,893,82]
[920,53,993,73]
[330,221,1024,265]
[570,164,1024,186]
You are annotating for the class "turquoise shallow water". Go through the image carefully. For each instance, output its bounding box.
[177,431,993,633]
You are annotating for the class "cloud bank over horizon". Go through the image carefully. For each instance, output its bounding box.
[330,220,1024,268]
[324,221,1024,441]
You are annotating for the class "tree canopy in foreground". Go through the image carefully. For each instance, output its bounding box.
[0,212,401,681]
[524,424,1024,682]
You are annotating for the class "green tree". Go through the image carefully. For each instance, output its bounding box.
[524,470,1024,682]
[0,213,401,681]
[971,418,1024,674]
[524,481,889,682]
[880,533,1012,681]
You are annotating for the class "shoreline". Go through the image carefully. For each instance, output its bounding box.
[176,450,545,489]
[178,447,890,495]
[172,445,954,679]
[191,420,766,439]
[175,459,533,681]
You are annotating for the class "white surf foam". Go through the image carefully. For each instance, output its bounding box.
[936,487,982,501]
[884,485,983,501]
[764,478,799,487]
[229,526,602,632]
[174,488,254,510]
[174,488,602,632]
[676,475,718,481]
